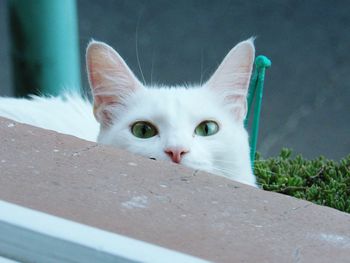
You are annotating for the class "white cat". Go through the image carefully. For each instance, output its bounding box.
[0,39,257,187]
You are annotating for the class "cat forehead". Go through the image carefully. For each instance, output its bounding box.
[128,85,225,119]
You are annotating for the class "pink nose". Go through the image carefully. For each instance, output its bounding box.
[165,148,189,163]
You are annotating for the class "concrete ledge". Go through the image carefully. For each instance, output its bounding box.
[0,117,349,262]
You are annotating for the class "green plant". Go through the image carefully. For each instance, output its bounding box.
[255,148,350,213]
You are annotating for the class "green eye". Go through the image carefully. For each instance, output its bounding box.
[195,121,219,136]
[131,121,158,139]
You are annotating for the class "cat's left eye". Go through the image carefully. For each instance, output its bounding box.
[131,121,158,139]
[195,121,219,136]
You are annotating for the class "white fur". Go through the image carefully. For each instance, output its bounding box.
[0,93,99,142]
[0,39,257,187]
[98,85,256,186]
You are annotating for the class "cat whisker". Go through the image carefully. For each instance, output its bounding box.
[207,166,234,175]
[135,14,146,85]
[150,48,155,86]
[209,158,237,164]
[199,49,204,86]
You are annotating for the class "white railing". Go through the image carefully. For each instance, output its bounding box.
[0,200,209,263]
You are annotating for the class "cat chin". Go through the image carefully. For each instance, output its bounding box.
[181,159,211,172]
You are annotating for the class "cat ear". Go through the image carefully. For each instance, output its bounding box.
[86,40,143,126]
[206,39,255,122]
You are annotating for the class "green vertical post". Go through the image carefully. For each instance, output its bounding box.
[8,0,81,97]
[245,55,271,168]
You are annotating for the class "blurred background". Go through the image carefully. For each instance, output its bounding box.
[0,0,349,159]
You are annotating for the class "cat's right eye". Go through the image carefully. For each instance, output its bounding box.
[131,121,158,139]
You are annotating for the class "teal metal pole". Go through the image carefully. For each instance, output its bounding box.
[245,66,259,127]
[245,55,271,168]
[8,0,81,96]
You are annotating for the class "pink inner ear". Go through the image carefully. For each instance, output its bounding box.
[94,95,117,108]
[87,49,105,90]
[88,58,118,118]
[205,40,254,122]
[228,95,247,121]
[86,41,144,126]
[93,97,119,127]
[88,62,96,87]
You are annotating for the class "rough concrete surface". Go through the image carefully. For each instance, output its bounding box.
[0,117,349,263]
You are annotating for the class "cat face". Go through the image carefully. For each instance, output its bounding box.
[86,40,257,187]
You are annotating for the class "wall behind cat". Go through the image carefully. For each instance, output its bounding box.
[0,0,11,96]
[1,0,349,159]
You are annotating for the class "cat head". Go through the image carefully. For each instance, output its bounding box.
[86,39,257,186]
